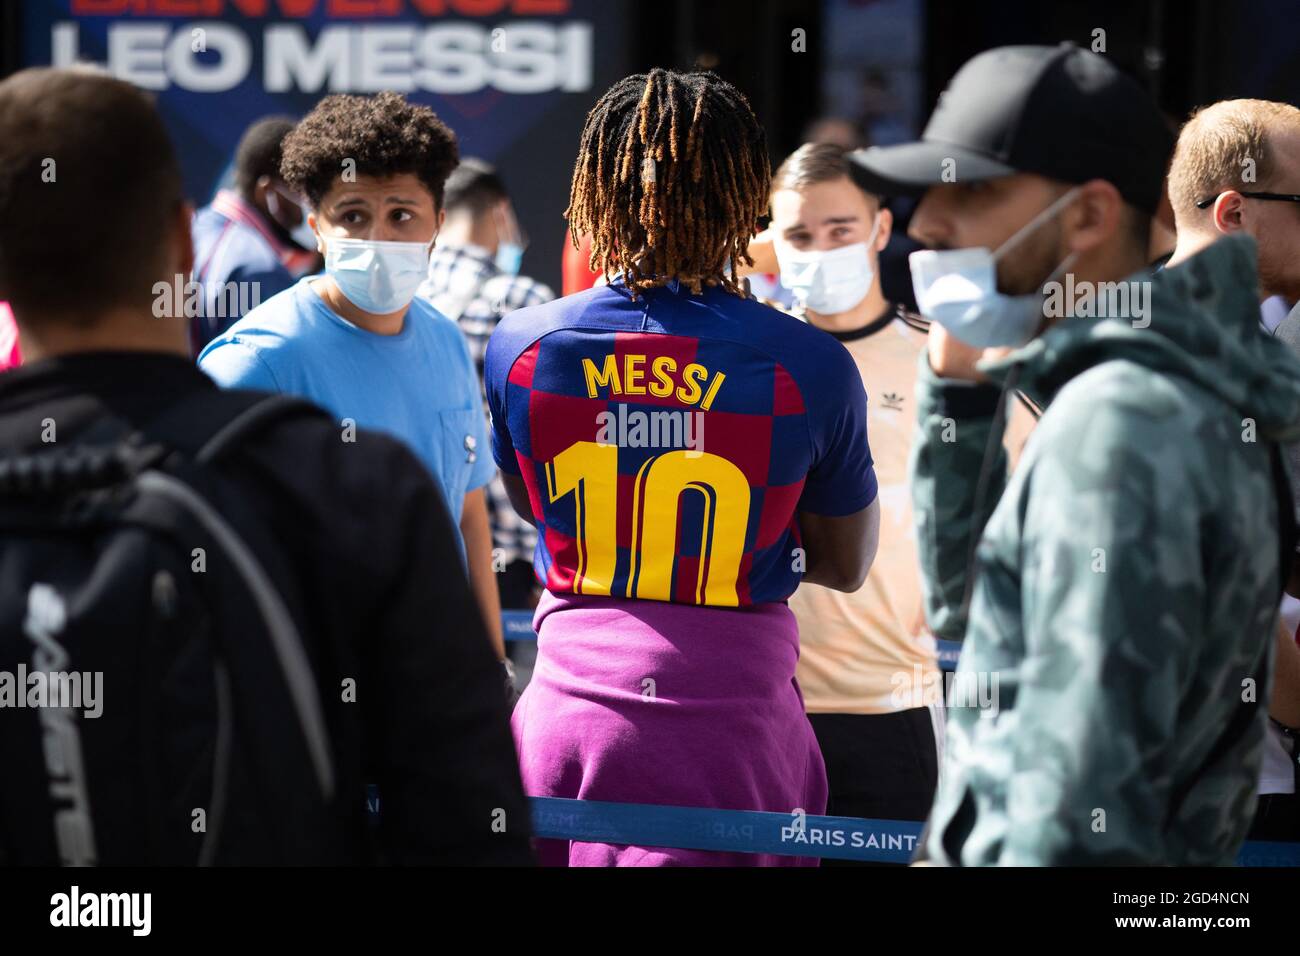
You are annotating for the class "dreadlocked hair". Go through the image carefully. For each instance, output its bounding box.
[565,69,770,297]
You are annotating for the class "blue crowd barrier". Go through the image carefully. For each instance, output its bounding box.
[529,797,1300,867]
[363,786,1298,865]
[530,797,922,863]
[502,609,536,642]
[502,615,1294,865]
[934,639,961,670]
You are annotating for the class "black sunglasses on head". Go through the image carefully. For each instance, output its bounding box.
[1195,190,1300,210]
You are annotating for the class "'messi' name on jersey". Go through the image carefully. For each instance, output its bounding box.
[581,353,726,409]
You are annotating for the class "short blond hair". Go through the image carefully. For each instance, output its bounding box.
[1168,99,1300,221]
[773,142,881,204]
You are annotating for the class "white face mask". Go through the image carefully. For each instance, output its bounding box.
[323,236,433,315]
[776,216,882,315]
[908,187,1081,349]
[267,187,317,251]
[288,212,317,252]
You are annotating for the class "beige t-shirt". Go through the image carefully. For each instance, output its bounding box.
[791,311,937,714]
[790,307,1036,715]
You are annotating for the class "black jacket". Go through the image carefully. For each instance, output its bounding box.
[0,352,533,865]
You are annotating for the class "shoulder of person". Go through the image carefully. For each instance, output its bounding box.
[481,272,556,308]
[197,287,312,373]
[1274,304,1300,352]
[201,318,294,360]
[225,257,293,289]
[1046,358,1199,432]
[1025,360,1199,484]
[230,223,286,272]
[239,412,453,574]
[485,289,575,357]
[190,203,226,234]
[407,295,462,332]
[406,297,478,355]
[198,216,283,277]
[764,306,865,381]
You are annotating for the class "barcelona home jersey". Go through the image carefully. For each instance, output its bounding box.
[484,279,877,608]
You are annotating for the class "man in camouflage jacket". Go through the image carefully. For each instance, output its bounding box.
[914,235,1300,864]
[851,44,1300,865]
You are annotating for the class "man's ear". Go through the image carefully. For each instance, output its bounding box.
[432,206,446,249]
[306,211,322,253]
[1212,190,1248,234]
[252,174,273,216]
[1064,179,1123,257]
[874,206,894,252]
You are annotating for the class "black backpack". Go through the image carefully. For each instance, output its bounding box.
[0,391,350,865]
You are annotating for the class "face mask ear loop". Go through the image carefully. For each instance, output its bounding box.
[991,186,1083,264]
[958,362,1023,625]
[1014,247,1081,341]
[1044,250,1080,288]
[864,213,882,251]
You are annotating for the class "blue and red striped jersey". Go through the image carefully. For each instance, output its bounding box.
[484,279,876,608]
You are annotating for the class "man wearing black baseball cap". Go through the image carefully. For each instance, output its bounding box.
[857,44,1300,865]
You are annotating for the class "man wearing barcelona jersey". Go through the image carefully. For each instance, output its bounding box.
[484,69,881,866]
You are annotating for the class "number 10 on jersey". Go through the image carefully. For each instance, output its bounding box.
[545,440,751,606]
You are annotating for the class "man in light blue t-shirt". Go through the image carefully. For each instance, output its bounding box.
[199,90,505,658]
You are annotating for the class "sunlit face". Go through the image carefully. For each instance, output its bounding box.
[308,172,442,247]
[770,176,885,259]
[908,173,1068,296]
[1251,127,1300,300]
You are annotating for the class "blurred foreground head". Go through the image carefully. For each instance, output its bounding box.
[0,67,187,329]
[566,68,770,297]
[848,44,1171,316]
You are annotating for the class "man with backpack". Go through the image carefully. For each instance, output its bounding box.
[0,67,532,866]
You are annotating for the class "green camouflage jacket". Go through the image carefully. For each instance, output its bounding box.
[912,235,1300,865]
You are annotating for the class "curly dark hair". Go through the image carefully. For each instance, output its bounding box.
[280,91,459,209]
[566,69,770,297]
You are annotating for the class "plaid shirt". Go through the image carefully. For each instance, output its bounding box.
[418,244,555,565]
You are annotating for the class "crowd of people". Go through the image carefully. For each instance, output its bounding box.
[0,40,1297,866]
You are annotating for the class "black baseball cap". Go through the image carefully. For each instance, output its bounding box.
[849,43,1173,214]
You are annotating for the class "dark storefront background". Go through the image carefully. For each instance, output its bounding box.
[2,0,1298,291]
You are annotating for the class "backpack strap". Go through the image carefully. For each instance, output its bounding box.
[138,389,326,465]
[0,391,324,502]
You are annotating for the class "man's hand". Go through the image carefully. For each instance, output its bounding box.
[926,322,1013,382]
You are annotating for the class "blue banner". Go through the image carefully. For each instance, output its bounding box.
[19,0,632,290]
